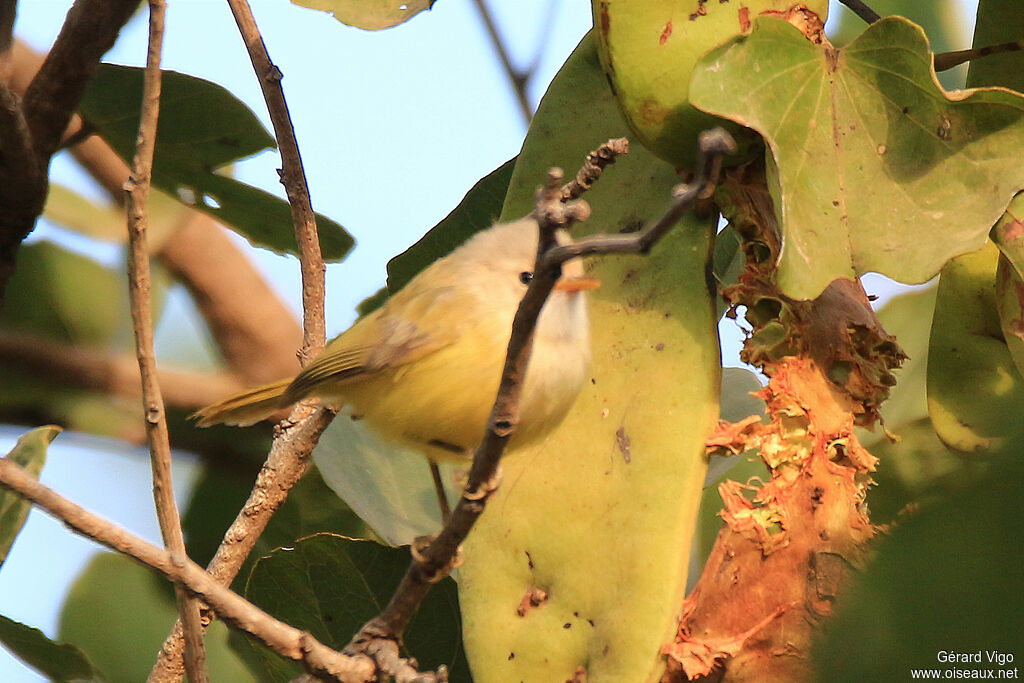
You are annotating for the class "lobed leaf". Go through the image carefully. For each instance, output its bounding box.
[691,17,1024,299]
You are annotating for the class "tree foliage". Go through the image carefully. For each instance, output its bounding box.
[0,1,1021,682]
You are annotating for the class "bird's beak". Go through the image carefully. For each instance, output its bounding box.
[554,276,601,292]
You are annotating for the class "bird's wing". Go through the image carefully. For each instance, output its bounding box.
[282,284,463,402]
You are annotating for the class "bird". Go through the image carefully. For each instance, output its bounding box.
[192,217,598,518]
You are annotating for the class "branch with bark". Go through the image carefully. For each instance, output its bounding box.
[0,0,139,303]
[345,129,737,679]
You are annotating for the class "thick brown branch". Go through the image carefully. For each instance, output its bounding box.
[347,131,736,674]
[0,331,244,407]
[125,3,208,679]
[0,0,15,57]
[226,0,326,363]
[0,457,375,682]
[934,41,1024,72]
[21,0,138,164]
[0,79,45,303]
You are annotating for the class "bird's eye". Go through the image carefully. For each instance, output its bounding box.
[518,271,533,285]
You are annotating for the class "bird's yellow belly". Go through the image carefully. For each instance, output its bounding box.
[330,333,589,463]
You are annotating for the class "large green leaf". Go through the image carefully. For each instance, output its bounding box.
[0,614,100,682]
[292,0,435,31]
[59,553,253,683]
[967,0,1024,93]
[79,64,353,261]
[690,17,1024,299]
[462,32,719,683]
[244,534,468,681]
[181,461,369,595]
[0,426,59,569]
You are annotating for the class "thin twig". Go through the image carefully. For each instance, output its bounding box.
[124,3,208,680]
[469,0,532,125]
[149,407,334,682]
[226,0,326,363]
[934,41,1024,72]
[345,129,736,675]
[149,2,332,677]
[0,458,376,683]
[560,137,629,201]
[838,0,881,24]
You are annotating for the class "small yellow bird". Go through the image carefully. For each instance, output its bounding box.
[194,218,598,490]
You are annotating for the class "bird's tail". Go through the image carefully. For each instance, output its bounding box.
[192,379,292,427]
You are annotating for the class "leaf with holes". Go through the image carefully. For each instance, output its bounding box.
[79,64,353,261]
[690,16,1024,299]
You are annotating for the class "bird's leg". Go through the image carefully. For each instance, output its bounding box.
[428,460,451,524]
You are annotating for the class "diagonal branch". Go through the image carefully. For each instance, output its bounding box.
[0,457,376,682]
[837,0,881,24]
[226,0,326,363]
[21,0,139,164]
[345,129,737,677]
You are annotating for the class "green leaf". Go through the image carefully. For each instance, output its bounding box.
[0,614,100,682]
[0,242,123,346]
[386,157,516,294]
[0,426,59,568]
[690,17,1024,299]
[811,443,1024,682]
[927,242,1024,453]
[313,417,452,546]
[79,64,354,261]
[464,32,719,683]
[244,535,468,681]
[292,0,435,30]
[967,0,1024,93]
[59,553,254,683]
[182,462,369,594]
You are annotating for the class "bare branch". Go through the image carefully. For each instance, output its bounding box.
[226,0,326,363]
[149,405,333,682]
[0,0,15,57]
[0,457,376,682]
[345,130,736,671]
[0,79,45,303]
[838,0,881,24]
[560,137,629,201]
[934,41,1024,72]
[0,331,245,407]
[123,2,208,679]
[469,0,532,125]
[21,0,138,164]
